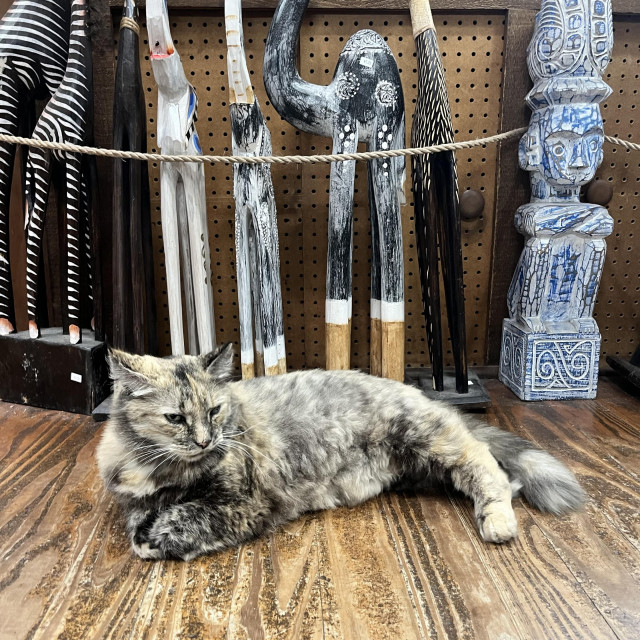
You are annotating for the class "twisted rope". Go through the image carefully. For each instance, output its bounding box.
[604,136,640,152]
[0,129,636,165]
[0,128,527,165]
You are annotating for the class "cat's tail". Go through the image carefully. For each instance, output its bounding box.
[467,422,586,514]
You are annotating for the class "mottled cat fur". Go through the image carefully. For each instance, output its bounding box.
[97,344,586,561]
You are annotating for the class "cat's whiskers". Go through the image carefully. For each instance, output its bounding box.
[227,439,288,478]
[140,450,179,486]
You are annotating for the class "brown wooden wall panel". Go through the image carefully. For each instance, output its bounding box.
[123,9,505,368]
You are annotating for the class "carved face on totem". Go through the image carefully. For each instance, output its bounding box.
[520,104,604,188]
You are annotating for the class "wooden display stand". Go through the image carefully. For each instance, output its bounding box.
[0,329,110,415]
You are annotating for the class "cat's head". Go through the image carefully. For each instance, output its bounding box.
[107,343,236,463]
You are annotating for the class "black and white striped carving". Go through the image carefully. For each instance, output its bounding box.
[22,0,100,345]
[0,0,71,336]
[226,0,286,378]
[410,0,468,393]
[264,0,406,380]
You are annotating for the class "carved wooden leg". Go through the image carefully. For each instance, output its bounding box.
[184,163,215,354]
[128,153,146,354]
[139,158,158,354]
[160,163,185,355]
[235,203,255,379]
[370,149,404,382]
[0,141,17,336]
[325,117,357,371]
[435,156,467,393]
[176,177,198,354]
[24,147,53,339]
[367,167,382,377]
[253,202,280,376]
[64,153,84,344]
[248,222,265,376]
[112,122,133,350]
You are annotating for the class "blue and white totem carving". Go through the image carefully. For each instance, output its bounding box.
[499,0,614,400]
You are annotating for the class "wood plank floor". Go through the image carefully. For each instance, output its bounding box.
[0,376,639,640]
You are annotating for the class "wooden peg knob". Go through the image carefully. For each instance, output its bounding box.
[585,179,613,206]
[459,189,485,221]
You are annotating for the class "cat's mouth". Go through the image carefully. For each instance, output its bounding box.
[182,438,223,462]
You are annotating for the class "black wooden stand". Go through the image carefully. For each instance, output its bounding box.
[405,368,491,409]
[0,329,110,415]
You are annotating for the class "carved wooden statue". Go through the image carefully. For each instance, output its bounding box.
[23,0,103,344]
[410,0,468,394]
[264,0,406,381]
[499,0,613,400]
[225,0,286,378]
[112,0,157,355]
[147,0,215,356]
[0,0,70,336]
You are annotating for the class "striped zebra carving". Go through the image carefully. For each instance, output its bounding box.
[0,0,70,336]
[23,0,99,345]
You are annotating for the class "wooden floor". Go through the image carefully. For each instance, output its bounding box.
[0,377,639,640]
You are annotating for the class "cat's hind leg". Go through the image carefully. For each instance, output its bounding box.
[428,415,517,542]
[396,408,518,543]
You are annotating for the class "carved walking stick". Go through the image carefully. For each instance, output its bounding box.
[112,0,157,355]
[147,0,215,356]
[0,0,70,336]
[410,0,468,393]
[225,0,286,378]
[23,0,103,345]
[265,0,406,381]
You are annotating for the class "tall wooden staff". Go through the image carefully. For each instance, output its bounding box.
[409,0,468,393]
[225,0,286,378]
[112,0,157,355]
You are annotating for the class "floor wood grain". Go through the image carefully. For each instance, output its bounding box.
[1,376,639,640]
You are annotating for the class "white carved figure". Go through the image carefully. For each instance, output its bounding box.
[147,0,215,356]
[225,0,286,378]
[499,0,614,400]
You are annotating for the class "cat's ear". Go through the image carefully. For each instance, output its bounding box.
[201,342,234,380]
[107,348,157,397]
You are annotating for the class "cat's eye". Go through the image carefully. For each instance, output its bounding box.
[165,413,185,425]
[209,405,221,421]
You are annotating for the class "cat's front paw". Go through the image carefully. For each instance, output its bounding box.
[132,538,164,560]
[478,505,518,544]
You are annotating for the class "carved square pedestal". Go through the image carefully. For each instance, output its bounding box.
[499,319,600,400]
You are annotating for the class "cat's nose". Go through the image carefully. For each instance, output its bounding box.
[194,438,211,449]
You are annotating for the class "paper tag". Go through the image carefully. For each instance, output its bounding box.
[359,56,374,68]
[70,372,82,383]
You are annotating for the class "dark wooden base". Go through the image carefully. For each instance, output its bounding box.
[605,355,640,391]
[0,328,110,415]
[92,392,112,422]
[405,367,491,409]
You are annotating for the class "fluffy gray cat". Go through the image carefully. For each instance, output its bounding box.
[97,344,585,561]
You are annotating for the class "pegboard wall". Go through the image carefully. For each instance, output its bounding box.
[593,18,640,362]
[116,9,639,369]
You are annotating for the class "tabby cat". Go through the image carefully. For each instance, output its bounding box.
[97,344,585,561]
